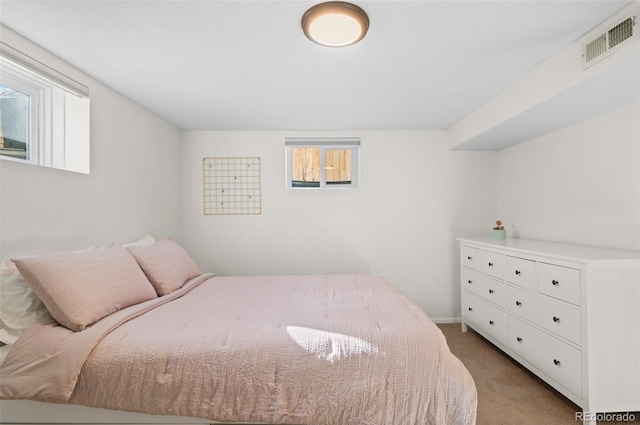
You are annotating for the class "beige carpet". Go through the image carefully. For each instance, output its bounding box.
[438,323,639,425]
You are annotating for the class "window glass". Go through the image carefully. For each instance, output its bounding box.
[291,147,320,187]
[325,148,351,185]
[0,84,29,161]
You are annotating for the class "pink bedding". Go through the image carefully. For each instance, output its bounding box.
[1,274,476,424]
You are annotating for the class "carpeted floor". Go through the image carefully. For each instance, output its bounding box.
[438,323,640,425]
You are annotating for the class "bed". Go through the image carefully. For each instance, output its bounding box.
[0,237,477,425]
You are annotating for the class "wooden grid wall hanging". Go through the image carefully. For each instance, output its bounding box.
[203,157,262,215]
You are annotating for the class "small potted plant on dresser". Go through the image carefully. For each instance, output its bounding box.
[493,220,506,239]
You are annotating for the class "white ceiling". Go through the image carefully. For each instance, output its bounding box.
[0,0,632,131]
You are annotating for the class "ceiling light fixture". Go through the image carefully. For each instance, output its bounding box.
[302,1,369,47]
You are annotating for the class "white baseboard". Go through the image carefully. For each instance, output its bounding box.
[430,317,462,324]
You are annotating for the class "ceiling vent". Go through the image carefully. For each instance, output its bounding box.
[582,7,638,69]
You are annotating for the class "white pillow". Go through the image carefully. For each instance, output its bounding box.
[0,260,48,345]
[0,344,11,366]
[122,233,156,248]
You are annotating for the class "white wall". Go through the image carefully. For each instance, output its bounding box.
[0,27,182,258]
[496,102,640,251]
[181,130,497,321]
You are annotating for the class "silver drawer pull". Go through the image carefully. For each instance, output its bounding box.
[516,337,523,342]
[553,359,561,366]
[515,270,521,275]
[552,280,559,286]
[553,316,560,323]
[515,301,522,306]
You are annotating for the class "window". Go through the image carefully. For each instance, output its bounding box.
[285,138,360,189]
[0,41,90,173]
[0,60,57,166]
[0,84,29,161]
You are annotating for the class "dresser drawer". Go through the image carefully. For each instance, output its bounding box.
[462,268,505,308]
[463,291,506,346]
[481,250,505,280]
[507,315,582,398]
[461,245,482,271]
[506,256,536,291]
[538,263,581,306]
[506,285,581,345]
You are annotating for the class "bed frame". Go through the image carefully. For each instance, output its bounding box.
[0,400,212,424]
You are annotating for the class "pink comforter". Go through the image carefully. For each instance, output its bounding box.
[1,274,476,424]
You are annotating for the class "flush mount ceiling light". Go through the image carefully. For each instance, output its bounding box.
[302,1,369,47]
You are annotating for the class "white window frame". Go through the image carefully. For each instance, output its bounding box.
[0,73,36,163]
[0,59,65,168]
[0,41,89,170]
[285,138,360,189]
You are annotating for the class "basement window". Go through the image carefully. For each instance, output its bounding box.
[0,41,90,173]
[285,138,360,189]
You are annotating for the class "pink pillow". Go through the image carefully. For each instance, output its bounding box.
[127,239,201,296]
[13,245,157,332]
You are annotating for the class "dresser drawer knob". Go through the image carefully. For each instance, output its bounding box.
[553,359,561,366]
[488,262,494,267]
[468,307,473,311]
[467,256,472,260]
[552,280,559,286]
[489,289,494,294]
[515,270,521,275]
[467,280,473,284]
[553,316,560,323]
[516,337,523,342]
[489,320,494,325]
[515,301,522,306]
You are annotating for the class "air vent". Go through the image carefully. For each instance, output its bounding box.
[585,34,607,63]
[582,9,638,69]
[609,17,635,48]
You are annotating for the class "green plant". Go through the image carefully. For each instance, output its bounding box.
[493,220,504,230]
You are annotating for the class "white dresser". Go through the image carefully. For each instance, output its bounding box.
[458,237,640,423]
